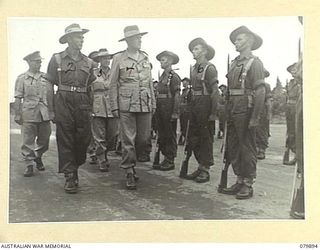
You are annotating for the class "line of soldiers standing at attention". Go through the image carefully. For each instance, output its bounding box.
[13,23,300,206]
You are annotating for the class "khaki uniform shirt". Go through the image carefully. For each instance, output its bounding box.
[91,67,114,118]
[109,50,156,113]
[14,71,51,122]
[227,53,265,115]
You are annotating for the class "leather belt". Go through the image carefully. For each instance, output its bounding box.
[58,84,87,93]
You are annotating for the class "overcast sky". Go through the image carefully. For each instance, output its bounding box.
[7,17,303,101]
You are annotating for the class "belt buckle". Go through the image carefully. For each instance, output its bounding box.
[71,86,78,92]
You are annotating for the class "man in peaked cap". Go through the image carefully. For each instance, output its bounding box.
[283,62,300,165]
[153,51,181,171]
[89,48,120,172]
[256,70,273,160]
[14,51,54,177]
[46,23,96,194]
[221,26,266,199]
[182,37,219,183]
[109,25,156,190]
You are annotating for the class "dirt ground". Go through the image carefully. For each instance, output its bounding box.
[9,116,297,222]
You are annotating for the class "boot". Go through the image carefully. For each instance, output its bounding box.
[184,169,201,180]
[64,173,78,194]
[89,155,98,165]
[159,158,175,171]
[23,165,34,177]
[194,170,210,183]
[34,157,45,171]
[126,173,137,190]
[99,160,110,172]
[235,184,253,200]
[221,183,243,195]
[257,149,266,160]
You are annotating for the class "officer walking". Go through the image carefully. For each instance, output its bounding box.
[46,23,96,194]
[183,38,219,183]
[153,51,181,171]
[90,48,119,172]
[221,26,266,199]
[14,51,53,177]
[109,25,156,190]
[283,63,300,165]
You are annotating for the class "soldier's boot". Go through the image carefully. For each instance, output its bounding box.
[23,165,34,177]
[236,184,253,200]
[194,169,210,183]
[64,173,78,194]
[34,157,45,171]
[159,158,175,171]
[257,148,266,160]
[89,155,98,165]
[184,169,202,180]
[283,149,290,165]
[221,183,243,195]
[137,154,150,162]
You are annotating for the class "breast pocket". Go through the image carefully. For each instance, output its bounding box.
[119,62,136,81]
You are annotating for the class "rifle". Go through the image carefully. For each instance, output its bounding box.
[218,54,231,192]
[152,132,161,169]
[179,65,193,178]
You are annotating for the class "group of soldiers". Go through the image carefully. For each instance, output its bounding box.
[13,23,303,214]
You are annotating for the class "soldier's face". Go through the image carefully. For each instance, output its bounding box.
[182,80,189,88]
[159,56,172,69]
[28,60,41,72]
[235,33,251,52]
[100,57,111,68]
[192,44,206,60]
[126,35,142,50]
[67,33,84,50]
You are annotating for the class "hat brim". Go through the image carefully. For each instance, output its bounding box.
[188,38,215,60]
[118,32,148,42]
[59,29,89,44]
[230,26,263,50]
[156,51,179,65]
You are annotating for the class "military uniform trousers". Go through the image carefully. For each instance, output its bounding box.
[256,111,270,150]
[119,112,152,169]
[91,116,119,159]
[227,111,257,182]
[285,104,296,153]
[188,95,214,167]
[55,91,91,174]
[21,121,51,166]
[156,99,177,161]
[179,105,189,138]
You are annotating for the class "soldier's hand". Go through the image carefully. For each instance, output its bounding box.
[152,108,156,115]
[112,110,119,118]
[49,111,56,123]
[248,118,259,129]
[14,115,23,125]
[170,113,179,121]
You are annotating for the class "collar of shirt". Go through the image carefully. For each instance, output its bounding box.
[25,71,42,80]
[235,51,254,61]
[61,48,85,61]
[124,49,148,62]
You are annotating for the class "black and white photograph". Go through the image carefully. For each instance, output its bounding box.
[8,16,304,223]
